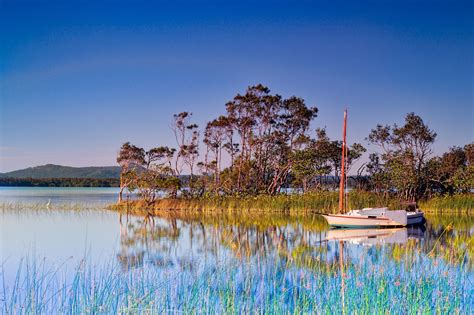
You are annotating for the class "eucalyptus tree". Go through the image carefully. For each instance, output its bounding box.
[223,84,318,194]
[291,144,332,192]
[291,127,365,192]
[172,112,199,175]
[225,85,262,191]
[172,112,200,194]
[203,116,230,190]
[266,96,318,195]
[426,144,474,195]
[296,128,365,189]
[136,146,179,203]
[367,112,437,200]
[366,153,391,195]
[117,142,145,203]
[117,142,180,202]
[183,129,200,193]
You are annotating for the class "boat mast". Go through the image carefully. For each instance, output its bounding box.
[339,109,347,213]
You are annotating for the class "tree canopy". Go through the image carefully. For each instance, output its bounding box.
[116,85,472,202]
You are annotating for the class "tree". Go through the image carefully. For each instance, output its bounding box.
[426,144,474,195]
[172,112,199,175]
[464,143,474,166]
[309,128,365,189]
[203,116,228,191]
[265,96,318,195]
[366,153,390,195]
[117,142,145,203]
[213,84,318,195]
[367,112,437,200]
[172,112,199,196]
[291,144,331,192]
[225,85,266,192]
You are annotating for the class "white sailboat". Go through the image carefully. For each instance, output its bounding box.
[321,109,425,228]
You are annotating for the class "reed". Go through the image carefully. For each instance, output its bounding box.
[419,194,474,213]
[2,245,470,314]
[109,191,473,215]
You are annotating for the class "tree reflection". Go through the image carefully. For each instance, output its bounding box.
[116,212,472,272]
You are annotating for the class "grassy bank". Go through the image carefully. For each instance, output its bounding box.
[109,191,473,214]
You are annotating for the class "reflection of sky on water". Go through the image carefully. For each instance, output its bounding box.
[1,210,119,286]
[0,186,120,205]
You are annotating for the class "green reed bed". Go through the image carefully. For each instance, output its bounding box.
[2,247,471,314]
[111,191,473,214]
[419,194,474,213]
[110,191,398,214]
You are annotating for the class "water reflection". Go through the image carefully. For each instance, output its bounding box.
[326,227,426,245]
[117,214,180,270]
[113,211,472,312]
[1,205,471,313]
[116,211,472,273]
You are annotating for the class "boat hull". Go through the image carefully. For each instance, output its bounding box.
[407,212,425,225]
[322,210,425,228]
[321,214,405,228]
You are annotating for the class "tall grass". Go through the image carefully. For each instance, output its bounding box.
[419,194,474,213]
[110,191,473,214]
[2,246,471,314]
[110,191,397,214]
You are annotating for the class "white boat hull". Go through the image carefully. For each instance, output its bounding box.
[322,210,425,228]
[322,214,404,228]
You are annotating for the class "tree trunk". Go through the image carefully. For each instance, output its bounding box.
[118,174,124,203]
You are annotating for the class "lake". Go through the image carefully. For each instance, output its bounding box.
[1,187,472,313]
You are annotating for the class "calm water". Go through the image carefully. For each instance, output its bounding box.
[0,187,472,313]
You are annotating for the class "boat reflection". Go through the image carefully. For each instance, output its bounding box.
[326,227,425,245]
[332,226,424,313]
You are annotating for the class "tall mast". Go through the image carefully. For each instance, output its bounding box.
[339,109,347,213]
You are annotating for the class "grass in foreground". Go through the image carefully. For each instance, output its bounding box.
[2,247,471,314]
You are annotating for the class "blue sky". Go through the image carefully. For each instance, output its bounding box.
[1,0,472,172]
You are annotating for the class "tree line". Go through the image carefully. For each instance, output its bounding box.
[0,177,120,187]
[117,84,473,203]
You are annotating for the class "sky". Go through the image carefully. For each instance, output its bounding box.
[1,0,473,173]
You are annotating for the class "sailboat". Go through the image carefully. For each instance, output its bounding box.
[321,109,425,228]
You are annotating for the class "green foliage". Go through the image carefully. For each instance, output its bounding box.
[452,165,474,192]
[426,145,474,194]
[367,113,472,200]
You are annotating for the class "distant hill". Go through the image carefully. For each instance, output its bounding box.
[1,164,121,179]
